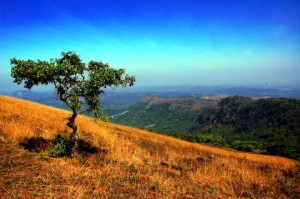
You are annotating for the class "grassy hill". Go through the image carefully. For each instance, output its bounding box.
[0,96,299,198]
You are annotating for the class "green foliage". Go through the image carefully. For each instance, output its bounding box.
[207,186,218,195]
[78,154,84,163]
[32,193,39,197]
[11,51,135,120]
[11,51,135,142]
[196,134,227,146]
[231,140,264,152]
[194,186,202,194]
[48,135,74,157]
[37,153,49,160]
[150,180,160,191]
[112,103,202,135]
[192,96,300,159]
[112,95,300,160]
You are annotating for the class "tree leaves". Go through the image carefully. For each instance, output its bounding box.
[11,51,136,135]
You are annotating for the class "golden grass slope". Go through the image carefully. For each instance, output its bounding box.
[0,95,299,198]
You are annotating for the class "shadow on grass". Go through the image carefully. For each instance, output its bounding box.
[19,135,106,156]
[19,137,52,153]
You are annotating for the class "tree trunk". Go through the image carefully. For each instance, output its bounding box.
[67,111,79,150]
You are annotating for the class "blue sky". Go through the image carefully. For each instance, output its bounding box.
[1,0,300,91]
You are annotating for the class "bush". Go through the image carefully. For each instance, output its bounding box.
[48,135,74,157]
[230,140,264,152]
[196,134,227,146]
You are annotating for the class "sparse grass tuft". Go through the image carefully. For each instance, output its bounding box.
[150,180,160,191]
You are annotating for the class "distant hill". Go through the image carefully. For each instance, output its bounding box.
[190,96,300,160]
[112,95,300,160]
[0,95,299,198]
[111,95,218,134]
[139,95,218,110]
[3,90,144,111]
[2,85,299,111]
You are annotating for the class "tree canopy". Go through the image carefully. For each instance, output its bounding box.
[11,51,135,143]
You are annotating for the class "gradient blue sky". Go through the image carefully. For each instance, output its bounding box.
[1,0,300,91]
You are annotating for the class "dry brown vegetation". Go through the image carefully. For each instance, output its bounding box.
[0,95,299,198]
[139,95,217,110]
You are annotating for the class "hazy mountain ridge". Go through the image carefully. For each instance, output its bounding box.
[139,94,218,110]
[1,85,299,111]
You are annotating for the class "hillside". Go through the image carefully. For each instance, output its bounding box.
[111,95,217,134]
[139,95,218,110]
[111,95,300,160]
[190,96,300,160]
[0,96,299,198]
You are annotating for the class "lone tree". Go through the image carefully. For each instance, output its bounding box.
[11,51,135,144]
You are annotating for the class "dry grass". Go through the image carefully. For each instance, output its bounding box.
[0,95,299,198]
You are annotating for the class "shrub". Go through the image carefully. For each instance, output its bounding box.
[48,135,74,157]
[196,134,227,146]
[231,140,266,152]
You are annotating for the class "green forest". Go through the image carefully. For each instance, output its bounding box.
[189,96,300,160]
[111,96,300,160]
[110,103,202,135]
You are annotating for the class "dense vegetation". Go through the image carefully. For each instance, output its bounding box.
[189,96,300,160]
[112,95,300,160]
[111,102,202,134]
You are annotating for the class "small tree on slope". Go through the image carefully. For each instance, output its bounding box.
[11,51,135,146]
